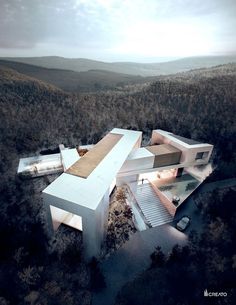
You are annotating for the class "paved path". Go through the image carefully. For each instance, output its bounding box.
[92,223,188,305]
[200,177,236,192]
[92,178,236,305]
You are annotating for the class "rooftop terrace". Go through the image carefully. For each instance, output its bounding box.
[66,133,123,178]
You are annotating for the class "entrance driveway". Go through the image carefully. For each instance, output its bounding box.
[92,223,187,305]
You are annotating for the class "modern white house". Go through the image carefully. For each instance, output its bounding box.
[17,128,213,260]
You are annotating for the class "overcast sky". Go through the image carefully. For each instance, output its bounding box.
[0,0,235,62]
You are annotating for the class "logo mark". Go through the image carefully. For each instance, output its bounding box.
[204,289,227,297]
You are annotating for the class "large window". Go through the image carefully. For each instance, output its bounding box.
[195,151,209,160]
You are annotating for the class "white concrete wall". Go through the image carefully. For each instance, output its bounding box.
[50,205,83,231]
[42,129,143,259]
[94,189,110,250]
[43,192,107,260]
[149,181,177,216]
[150,130,167,145]
[134,135,142,149]
[120,155,154,173]
[116,174,139,186]
[184,145,213,164]
[151,130,213,166]
[60,149,80,170]
[50,205,72,230]
[109,178,116,195]
[119,147,154,173]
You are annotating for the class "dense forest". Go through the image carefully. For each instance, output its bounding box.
[0,63,236,304]
[115,187,236,305]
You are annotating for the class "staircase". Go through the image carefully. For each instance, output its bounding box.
[133,182,173,227]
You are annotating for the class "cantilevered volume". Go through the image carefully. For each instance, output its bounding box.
[17,128,213,259]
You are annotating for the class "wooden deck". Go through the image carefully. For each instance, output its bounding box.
[146,144,181,167]
[66,133,123,178]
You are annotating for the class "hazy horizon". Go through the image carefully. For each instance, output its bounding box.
[1,0,236,62]
[2,54,236,65]
[0,54,183,64]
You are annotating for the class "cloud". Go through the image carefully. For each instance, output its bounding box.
[0,0,81,48]
[0,0,235,59]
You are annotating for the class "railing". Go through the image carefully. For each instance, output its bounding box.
[148,180,176,217]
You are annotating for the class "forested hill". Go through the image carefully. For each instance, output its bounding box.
[0,60,150,93]
[148,63,236,91]
[0,66,70,172]
[143,64,236,142]
[1,63,236,178]
[141,64,236,174]
[0,62,236,304]
[2,55,236,76]
[0,65,63,94]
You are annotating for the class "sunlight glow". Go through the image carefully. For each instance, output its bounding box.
[1,0,233,59]
[166,225,188,241]
[114,20,213,57]
[139,169,177,183]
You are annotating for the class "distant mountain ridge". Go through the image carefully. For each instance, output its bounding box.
[1,62,235,152]
[1,55,236,76]
[0,59,150,92]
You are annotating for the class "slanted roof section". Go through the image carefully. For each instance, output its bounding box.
[127,147,154,160]
[66,133,123,178]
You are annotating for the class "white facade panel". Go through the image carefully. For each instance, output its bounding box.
[120,156,155,172]
[60,148,80,170]
[116,174,139,186]
[17,153,62,176]
[119,147,154,173]
[151,129,213,166]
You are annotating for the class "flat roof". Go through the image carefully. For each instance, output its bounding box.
[153,129,212,149]
[146,144,181,155]
[43,128,142,210]
[170,134,201,145]
[127,147,153,160]
[66,133,123,178]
